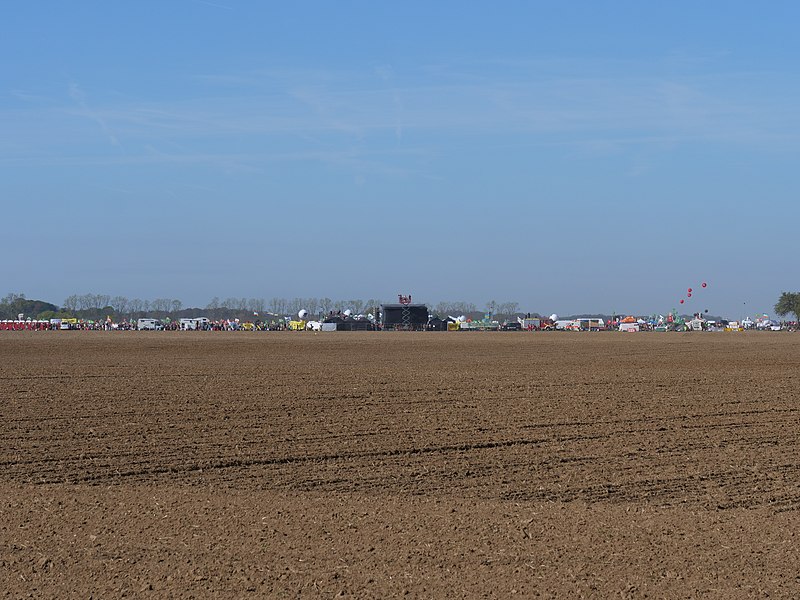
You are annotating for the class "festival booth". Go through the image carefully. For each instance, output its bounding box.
[618,316,640,332]
[0,320,52,331]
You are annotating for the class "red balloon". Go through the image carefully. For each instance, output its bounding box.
[702,282,707,288]
[680,299,684,304]
[688,287,693,293]
[687,292,692,298]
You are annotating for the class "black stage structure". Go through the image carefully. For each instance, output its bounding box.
[381,302,429,330]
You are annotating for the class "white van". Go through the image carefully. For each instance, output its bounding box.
[179,317,210,330]
[179,318,197,330]
[137,318,163,330]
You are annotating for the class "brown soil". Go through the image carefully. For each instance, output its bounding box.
[2,332,799,598]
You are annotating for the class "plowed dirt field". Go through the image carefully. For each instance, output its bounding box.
[2,332,800,598]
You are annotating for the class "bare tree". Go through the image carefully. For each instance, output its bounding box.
[171,299,183,313]
[497,301,519,316]
[447,302,476,315]
[206,297,220,310]
[269,297,287,314]
[247,298,265,314]
[110,296,129,313]
[348,299,365,314]
[62,295,78,311]
[435,301,476,316]
[319,297,332,314]
[151,298,170,312]
[288,297,304,314]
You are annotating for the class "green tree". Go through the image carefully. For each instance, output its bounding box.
[774,292,800,324]
[0,293,57,319]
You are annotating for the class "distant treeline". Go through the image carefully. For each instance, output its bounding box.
[1,292,532,322]
[0,293,61,320]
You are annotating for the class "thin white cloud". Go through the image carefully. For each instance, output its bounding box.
[2,60,800,173]
[372,64,405,141]
[68,82,122,147]
[0,146,423,178]
[8,89,53,104]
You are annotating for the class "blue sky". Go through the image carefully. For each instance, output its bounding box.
[2,1,799,317]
